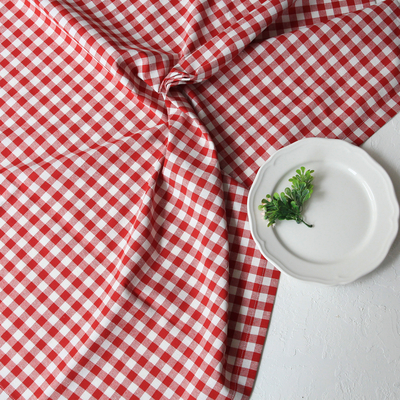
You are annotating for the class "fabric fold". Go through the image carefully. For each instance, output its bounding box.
[159,0,294,93]
[29,0,296,95]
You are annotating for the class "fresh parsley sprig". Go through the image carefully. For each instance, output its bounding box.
[258,166,314,228]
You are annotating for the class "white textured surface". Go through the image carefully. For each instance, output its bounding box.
[251,111,400,400]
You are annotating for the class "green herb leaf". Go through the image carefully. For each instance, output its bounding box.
[258,166,314,228]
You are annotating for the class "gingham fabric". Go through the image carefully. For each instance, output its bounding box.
[0,0,399,399]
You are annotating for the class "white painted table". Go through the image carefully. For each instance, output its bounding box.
[251,112,400,400]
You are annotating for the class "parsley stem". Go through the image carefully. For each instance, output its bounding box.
[300,219,313,228]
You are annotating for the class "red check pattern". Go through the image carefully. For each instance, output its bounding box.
[0,1,399,399]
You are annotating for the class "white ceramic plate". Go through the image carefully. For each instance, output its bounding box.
[248,138,399,285]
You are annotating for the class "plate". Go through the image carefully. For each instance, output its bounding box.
[248,138,399,285]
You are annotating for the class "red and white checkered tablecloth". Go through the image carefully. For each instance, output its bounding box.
[0,0,399,399]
